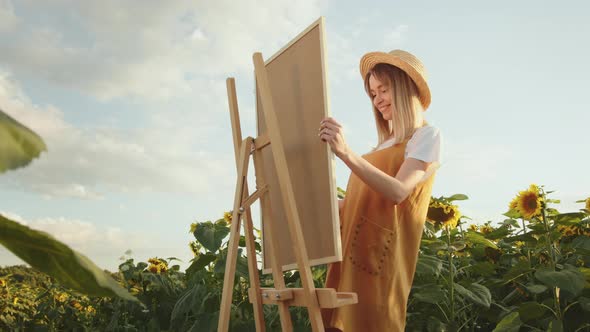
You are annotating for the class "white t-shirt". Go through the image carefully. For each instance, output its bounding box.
[374,125,442,182]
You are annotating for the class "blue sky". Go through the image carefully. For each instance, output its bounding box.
[1,0,589,271]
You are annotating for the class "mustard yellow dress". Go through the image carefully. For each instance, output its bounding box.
[322,137,436,332]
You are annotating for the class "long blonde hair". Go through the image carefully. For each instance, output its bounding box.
[364,63,425,150]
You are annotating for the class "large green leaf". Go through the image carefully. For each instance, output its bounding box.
[0,214,140,304]
[465,231,499,249]
[535,268,585,296]
[194,221,230,253]
[517,301,548,322]
[493,312,522,332]
[413,284,446,304]
[454,282,492,308]
[0,109,47,173]
[415,254,444,276]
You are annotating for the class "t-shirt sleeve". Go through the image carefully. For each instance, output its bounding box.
[406,126,442,164]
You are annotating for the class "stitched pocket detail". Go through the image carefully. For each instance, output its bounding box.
[349,215,395,276]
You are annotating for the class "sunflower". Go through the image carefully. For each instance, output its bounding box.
[512,184,543,220]
[147,257,168,274]
[480,224,494,235]
[54,292,69,303]
[557,224,582,237]
[189,241,201,257]
[468,224,478,232]
[585,198,590,212]
[426,199,461,230]
[190,222,198,234]
[224,211,233,224]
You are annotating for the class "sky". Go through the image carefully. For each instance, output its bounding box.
[1,0,589,272]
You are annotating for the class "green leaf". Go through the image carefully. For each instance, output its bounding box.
[503,209,521,219]
[238,235,261,251]
[413,284,446,304]
[465,231,499,249]
[525,284,548,294]
[518,301,548,322]
[503,260,533,284]
[186,253,217,276]
[215,249,249,278]
[468,262,496,276]
[0,214,140,304]
[447,194,468,201]
[579,297,590,311]
[454,282,492,308]
[194,222,230,252]
[493,312,522,332]
[502,219,520,228]
[336,186,346,199]
[535,268,585,296]
[547,319,563,332]
[571,236,590,256]
[415,254,444,276]
[552,212,585,223]
[484,226,511,240]
[0,110,47,173]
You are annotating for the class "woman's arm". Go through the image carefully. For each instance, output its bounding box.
[340,150,429,204]
[319,117,430,204]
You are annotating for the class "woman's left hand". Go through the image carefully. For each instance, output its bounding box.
[319,117,350,159]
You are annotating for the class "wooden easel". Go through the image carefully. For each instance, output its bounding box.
[217,52,357,332]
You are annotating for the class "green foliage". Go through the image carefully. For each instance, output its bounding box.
[0,109,46,173]
[0,214,139,304]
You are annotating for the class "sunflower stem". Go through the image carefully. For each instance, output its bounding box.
[540,188,562,320]
[447,228,456,322]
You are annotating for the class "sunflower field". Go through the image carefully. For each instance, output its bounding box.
[1,184,589,331]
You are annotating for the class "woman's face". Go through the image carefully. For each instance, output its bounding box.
[369,74,394,121]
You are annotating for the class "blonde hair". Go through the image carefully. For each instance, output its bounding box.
[364,63,425,151]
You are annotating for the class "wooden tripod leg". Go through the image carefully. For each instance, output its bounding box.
[218,140,251,332]
[226,78,265,332]
[252,140,293,331]
[253,52,324,332]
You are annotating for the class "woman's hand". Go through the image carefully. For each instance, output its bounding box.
[318,117,350,159]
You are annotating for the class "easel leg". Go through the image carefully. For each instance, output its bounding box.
[252,140,293,331]
[226,78,265,331]
[218,141,251,332]
[241,189,266,331]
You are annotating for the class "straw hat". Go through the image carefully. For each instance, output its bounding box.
[359,49,431,110]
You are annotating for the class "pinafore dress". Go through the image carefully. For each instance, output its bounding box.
[322,137,436,331]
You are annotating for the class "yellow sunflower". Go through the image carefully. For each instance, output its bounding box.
[190,222,198,234]
[514,185,543,220]
[468,224,478,232]
[585,198,590,212]
[189,241,201,257]
[509,197,519,211]
[480,224,494,235]
[426,199,461,230]
[147,257,168,274]
[557,224,582,237]
[224,211,233,224]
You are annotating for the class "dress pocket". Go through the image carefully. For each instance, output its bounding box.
[349,215,395,276]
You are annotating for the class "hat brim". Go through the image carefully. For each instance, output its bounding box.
[359,52,431,110]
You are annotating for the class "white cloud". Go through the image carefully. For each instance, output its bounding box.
[0,0,327,101]
[0,72,234,199]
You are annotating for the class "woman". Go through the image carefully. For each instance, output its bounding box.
[319,49,442,331]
